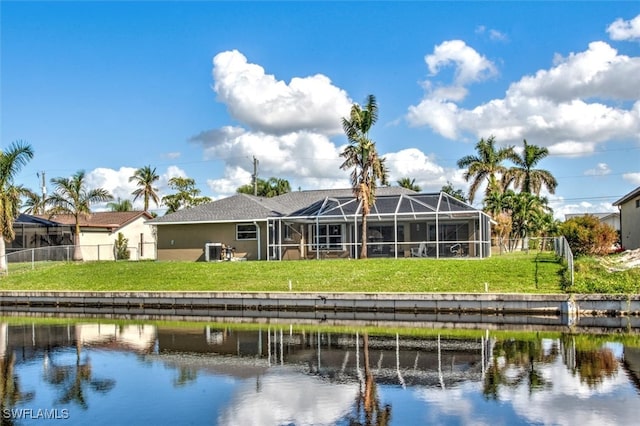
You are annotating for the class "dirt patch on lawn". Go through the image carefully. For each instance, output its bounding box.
[599,248,640,272]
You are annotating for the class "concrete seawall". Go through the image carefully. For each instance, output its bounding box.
[1,291,638,317]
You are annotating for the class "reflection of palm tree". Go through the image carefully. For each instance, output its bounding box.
[43,348,115,409]
[348,332,391,426]
[483,338,555,399]
[1,352,35,424]
[173,366,197,387]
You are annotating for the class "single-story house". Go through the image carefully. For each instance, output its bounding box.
[7,214,74,260]
[38,211,157,260]
[564,212,620,232]
[148,188,492,261]
[613,186,640,250]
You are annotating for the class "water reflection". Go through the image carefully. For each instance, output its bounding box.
[0,320,638,425]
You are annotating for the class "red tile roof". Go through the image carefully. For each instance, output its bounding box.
[38,211,153,231]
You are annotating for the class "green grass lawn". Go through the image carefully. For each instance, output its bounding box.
[571,255,640,294]
[1,251,567,293]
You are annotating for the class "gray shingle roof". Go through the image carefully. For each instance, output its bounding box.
[149,187,416,225]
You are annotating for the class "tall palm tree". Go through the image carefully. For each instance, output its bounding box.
[0,141,34,272]
[503,140,557,195]
[129,165,160,212]
[340,94,389,259]
[107,198,133,212]
[21,189,47,215]
[397,177,421,192]
[457,136,518,204]
[47,170,113,261]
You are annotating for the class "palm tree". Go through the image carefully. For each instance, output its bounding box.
[340,94,389,259]
[503,140,557,195]
[236,177,291,197]
[397,177,421,192]
[107,198,133,212]
[47,170,113,261]
[22,189,47,215]
[457,136,518,204]
[508,192,550,251]
[0,141,34,272]
[129,165,160,212]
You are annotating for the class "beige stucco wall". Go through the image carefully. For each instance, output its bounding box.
[78,217,156,261]
[156,222,267,261]
[620,197,640,250]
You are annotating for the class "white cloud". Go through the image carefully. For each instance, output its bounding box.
[408,41,640,156]
[86,167,138,206]
[549,195,617,220]
[84,165,187,211]
[475,25,508,42]
[164,152,181,160]
[489,29,508,41]
[385,148,460,192]
[584,163,611,176]
[206,165,252,197]
[607,14,640,41]
[425,40,497,85]
[212,50,352,135]
[623,172,640,185]
[193,50,460,199]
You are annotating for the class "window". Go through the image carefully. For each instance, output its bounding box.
[236,223,257,240]
[636,199,640,208]
[311,224,344,250]
[430,223,469,241]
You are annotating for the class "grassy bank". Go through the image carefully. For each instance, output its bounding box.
[571,255,640,294]
[1,251,564,293]
[2,250,636,294]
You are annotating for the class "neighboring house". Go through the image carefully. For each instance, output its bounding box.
[613,186,640,250]
[148,188,492,261]
[40,211,156,260]
[564,212,620,232]
[7,214,74,259]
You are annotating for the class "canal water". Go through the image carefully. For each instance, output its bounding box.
[1,319,638,425]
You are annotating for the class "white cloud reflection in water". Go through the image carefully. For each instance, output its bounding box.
[414,341,636,426]
[218,366,359,426]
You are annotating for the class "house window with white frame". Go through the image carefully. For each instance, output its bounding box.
[311,224,344,251]
[236,223,257,240]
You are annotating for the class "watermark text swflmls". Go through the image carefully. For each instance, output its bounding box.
[2,408,70,420]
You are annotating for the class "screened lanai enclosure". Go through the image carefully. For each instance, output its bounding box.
[267,192,492,260]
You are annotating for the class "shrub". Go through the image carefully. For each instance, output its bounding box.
[559,215,617,256]
[114,232,130,260]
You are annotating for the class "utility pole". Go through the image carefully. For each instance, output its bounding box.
[37,171,46,200]
[252,156,259,196]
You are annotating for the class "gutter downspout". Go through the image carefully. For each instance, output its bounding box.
[254,221,261,260]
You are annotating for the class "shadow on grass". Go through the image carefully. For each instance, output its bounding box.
[534,251,562,290]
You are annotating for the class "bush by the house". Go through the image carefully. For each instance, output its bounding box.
[114,232,130,260]
[560,215,617,256]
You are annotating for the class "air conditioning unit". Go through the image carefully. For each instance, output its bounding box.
[204,243,223,262]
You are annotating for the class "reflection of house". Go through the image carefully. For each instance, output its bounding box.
[149,189,492,261]
[155,327,486,387]
[0,323,157,360]
[613,186,640,250]
[564,212,620,232]
[39,211,156,260]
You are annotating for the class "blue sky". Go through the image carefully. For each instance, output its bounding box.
[2,1,639,217]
